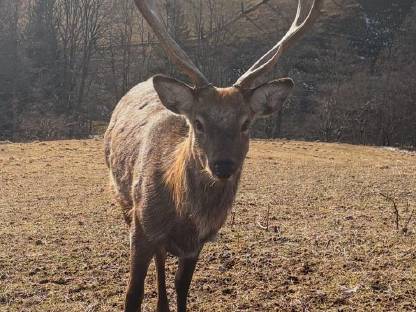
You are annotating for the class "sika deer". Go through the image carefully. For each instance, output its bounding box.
[104,1,323,311]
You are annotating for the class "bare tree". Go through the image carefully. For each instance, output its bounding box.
[0,0,24,139]
[54,0,103,116]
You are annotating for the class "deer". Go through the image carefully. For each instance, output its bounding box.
[104,0,323,311]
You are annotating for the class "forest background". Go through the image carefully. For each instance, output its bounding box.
[0,0,415,148]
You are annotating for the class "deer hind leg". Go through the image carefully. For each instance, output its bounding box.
[175,253,200,312]
[155,248,170,312]
[124,227,153,312]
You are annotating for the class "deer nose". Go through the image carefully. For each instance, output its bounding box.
[212,160,236,179]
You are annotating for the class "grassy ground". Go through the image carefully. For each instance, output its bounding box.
[1,139,415,311]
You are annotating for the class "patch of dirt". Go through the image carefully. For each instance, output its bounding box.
[1,139,415,311]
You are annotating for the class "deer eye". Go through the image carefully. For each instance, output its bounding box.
[241,119,250,133]
[194,119,204,133]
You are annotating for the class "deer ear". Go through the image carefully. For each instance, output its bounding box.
[248,78,294,118]
[153,75,195,115]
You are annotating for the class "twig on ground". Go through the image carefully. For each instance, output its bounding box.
[230,210,236,227]
[380,193,400,232]
[256,204,271,231]
[403,201,415,234]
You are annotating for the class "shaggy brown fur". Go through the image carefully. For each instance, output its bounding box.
[163,137,191,214]
[104,75,292,312]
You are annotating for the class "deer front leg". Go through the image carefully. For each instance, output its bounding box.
[155,248,170,312]
[175,252,200,312]
[124,226,153,312]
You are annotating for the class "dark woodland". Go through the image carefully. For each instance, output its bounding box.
[0,0,415,148]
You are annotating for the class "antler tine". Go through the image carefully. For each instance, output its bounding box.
[134,0,210,88]
[234,0,323,89]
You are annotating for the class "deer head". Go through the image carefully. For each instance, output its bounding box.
[134,0,323,180]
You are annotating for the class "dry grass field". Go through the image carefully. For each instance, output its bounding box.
[1,139,415,311]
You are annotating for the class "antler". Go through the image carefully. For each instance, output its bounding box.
[133,0,210,88]
[234,0,323,89]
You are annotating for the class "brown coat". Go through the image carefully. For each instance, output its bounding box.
[105,78,241,257]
